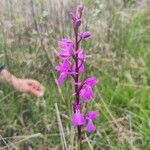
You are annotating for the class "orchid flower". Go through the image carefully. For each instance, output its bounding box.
[55,4,98,149]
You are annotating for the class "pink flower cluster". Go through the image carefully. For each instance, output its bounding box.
[72,104,99,132]
[55,4,98,133]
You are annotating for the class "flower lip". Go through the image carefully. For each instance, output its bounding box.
[86,119,96,133]
[72,109,85,126]
[79,77,97,100]
[79,84,96,100]
[55,59,71,72]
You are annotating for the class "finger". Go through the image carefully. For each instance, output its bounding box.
[30,82,45,93]
[26,79,45,97]
[29,86,44,97]
[26,79,41,86]
[27,80,42,91]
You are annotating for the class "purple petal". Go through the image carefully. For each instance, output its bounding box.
[78,49,85,60]
[55,59,71,72]
[57,39,74,59]
[58,38,74,48]
[78,60,85,73]
[80,85,95,100]
[86,111,99,120]
[85,76,97,86]
[57,72,68,86]
[58,48,70,58]
[58,47,73,58]
[86,119,96,133]
[72,110,85,126]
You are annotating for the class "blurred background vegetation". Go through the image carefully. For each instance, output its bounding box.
[0,0,150,149]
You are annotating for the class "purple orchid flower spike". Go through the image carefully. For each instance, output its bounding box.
[55,4,98,148]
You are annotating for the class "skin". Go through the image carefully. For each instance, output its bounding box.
[0,69,44,97]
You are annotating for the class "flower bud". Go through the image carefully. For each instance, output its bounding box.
[75,19,81,27]
[69,12,76,22]
[79,31,91,39]
[77,4,84,19]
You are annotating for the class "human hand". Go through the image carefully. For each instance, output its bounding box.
[12,78,45,97]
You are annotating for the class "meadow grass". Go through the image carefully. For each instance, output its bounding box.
[0,0,150,149]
